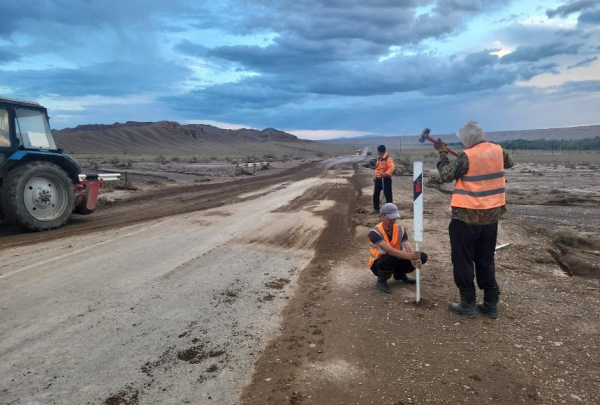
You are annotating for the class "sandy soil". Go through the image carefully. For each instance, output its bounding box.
[240,161,600,405]
[1,157,599,405]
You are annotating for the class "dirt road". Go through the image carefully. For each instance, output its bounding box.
[0,161,324,251]
[2,157,599,405]
[0,157,361,404]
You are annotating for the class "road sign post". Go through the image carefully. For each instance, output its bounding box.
[413,161,423,303]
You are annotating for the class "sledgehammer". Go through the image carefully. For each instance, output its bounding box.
[418,128,459,157]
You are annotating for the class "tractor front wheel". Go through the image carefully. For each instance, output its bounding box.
[0,162,74,231]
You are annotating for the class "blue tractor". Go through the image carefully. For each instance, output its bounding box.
[0,97,107,231]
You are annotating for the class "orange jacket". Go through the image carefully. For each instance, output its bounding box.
[375,153,395,178]
[450,142,505,209]
[368,222,405,268]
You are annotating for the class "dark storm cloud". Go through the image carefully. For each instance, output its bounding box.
[546,0,598,18]
[164,47,560,117]
[500,42,582,64]
[578,8,600,24]
[548,80,600,96]
[0,0,192,39]
[2,61,191,97]
[174,40,210,57]
[0,49,21,64]
[567,56,598,69]
[163,82,300,115]
[221,0,513,50]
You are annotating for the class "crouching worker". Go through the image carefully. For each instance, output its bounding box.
[368,203,428,293]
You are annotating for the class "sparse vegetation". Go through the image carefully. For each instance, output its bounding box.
[112,178,137,191]
[155,155,168,164]
[551,228,588,247]
[500,137,600,151]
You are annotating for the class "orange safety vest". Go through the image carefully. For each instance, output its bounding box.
[450,142,505,209]
[375,153,395,178]
[368,222,405,268]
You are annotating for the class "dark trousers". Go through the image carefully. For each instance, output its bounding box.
[449,219,498,289]
[373,177,392,210]
[370,252,428,280]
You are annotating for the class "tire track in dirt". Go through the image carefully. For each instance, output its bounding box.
[0,161,326,251]
[240,162,361,404]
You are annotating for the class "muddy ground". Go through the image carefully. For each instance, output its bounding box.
[1,156,599,404]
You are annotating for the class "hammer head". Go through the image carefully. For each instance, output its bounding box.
[418,128,431,143]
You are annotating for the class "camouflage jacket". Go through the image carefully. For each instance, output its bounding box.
[437,142,514,225]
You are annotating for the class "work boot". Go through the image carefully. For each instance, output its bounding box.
[393,272,416,284]
[476,287,500,319]
[449,287,476,318]
[376,277,391,293]
[370,209,380,215]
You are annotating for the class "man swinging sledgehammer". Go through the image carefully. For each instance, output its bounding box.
[433,120,514,318]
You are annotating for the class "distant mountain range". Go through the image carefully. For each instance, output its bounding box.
[53,120,600,155]
[322,125,600,146]
[53,121,305,155]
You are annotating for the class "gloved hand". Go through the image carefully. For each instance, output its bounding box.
[434,138,448,153]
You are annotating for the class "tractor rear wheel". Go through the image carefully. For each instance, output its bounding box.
[0,161,74,231]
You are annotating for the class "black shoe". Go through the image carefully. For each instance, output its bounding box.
[449,287,476,318]
[394,272,416,284]
[370,209,380,215]
[376,279,391,293]
[476,287,500,319]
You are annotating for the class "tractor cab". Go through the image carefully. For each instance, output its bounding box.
[0,97,58,154]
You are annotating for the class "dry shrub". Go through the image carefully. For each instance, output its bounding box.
[112,178,137,190]
[551,228,587,247]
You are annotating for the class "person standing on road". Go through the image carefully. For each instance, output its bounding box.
[371,145,395,215]
[368,203,428,293]
[434,120,514,319]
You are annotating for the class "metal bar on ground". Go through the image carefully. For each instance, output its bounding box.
[495,243,511,251]
[78,173,122,182]
[413,161,423,303]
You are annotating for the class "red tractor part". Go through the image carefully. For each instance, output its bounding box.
[73,176,105,215]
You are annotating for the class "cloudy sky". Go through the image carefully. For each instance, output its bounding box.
[1,0,599,140]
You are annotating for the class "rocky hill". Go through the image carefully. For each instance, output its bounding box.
[53,121,305,155]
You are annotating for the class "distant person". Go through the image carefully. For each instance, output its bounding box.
[434,120,514,319]
[368,203,427,293]
[371,145,395,214]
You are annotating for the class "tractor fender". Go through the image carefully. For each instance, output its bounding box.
[2,151,82,184]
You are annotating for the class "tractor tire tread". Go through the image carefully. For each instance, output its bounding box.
[0,161,74,232]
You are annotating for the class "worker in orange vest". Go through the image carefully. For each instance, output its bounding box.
[434,120,514,319]
[371,145,395,215]
[368,203,427,293]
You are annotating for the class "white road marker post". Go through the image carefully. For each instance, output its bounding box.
[413,161,424,303]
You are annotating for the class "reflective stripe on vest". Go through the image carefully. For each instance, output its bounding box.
[368,223,405,268]
[450,142,505,209]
